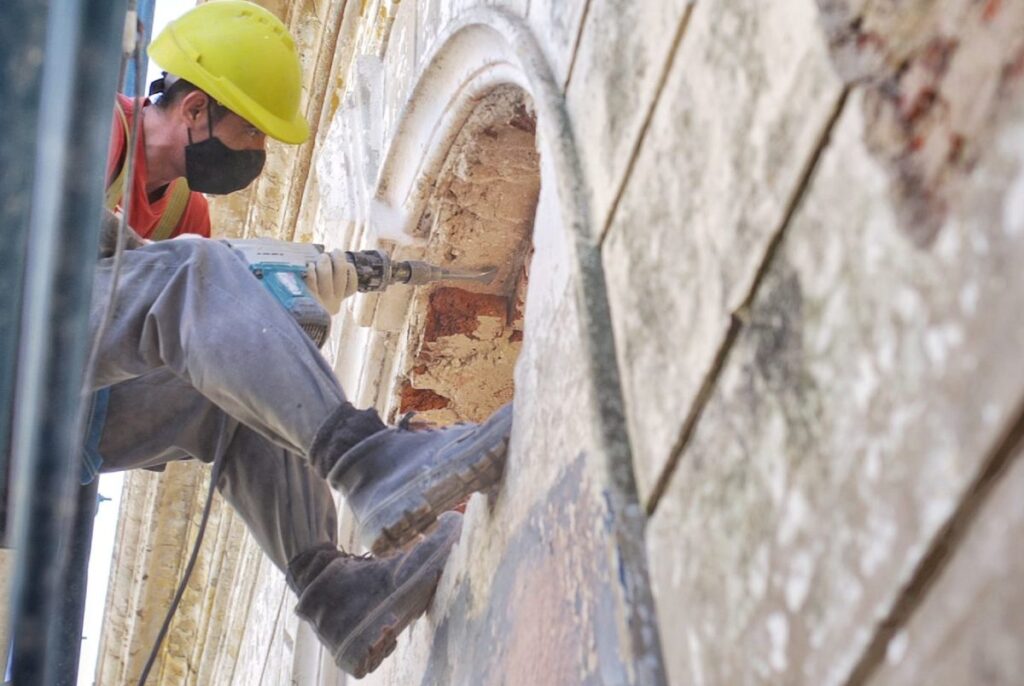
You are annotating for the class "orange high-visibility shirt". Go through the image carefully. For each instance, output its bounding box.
[105,93,211,239]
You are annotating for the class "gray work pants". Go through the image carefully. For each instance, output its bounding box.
[89,238,347,572]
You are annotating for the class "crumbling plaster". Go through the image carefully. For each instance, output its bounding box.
[819,0,1024,245]
[389,85,537,425]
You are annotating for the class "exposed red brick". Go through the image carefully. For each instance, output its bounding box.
[510,256,532,326]
[855,30,885,51]
[948,133,965,164]
[921,38,957,74]
[1004,48,1024,82]
[983,0,1002,22]
[423,287,509,342]
[399,384,451,413]
[901,87,938,125]
[817,1,1024,246]
[508,103,537,134]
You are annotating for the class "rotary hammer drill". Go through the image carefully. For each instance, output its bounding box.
[223,238,495,347]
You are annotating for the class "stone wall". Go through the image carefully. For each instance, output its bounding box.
[96,0,1024,684]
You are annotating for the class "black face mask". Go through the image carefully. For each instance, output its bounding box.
[184,103,266,195]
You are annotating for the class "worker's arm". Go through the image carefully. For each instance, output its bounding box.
[304,250,359,315]
[98,209,150,257]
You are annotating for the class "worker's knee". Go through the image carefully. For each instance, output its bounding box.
[155,236,247,275]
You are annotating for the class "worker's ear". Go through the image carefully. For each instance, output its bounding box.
[179,89,210,126]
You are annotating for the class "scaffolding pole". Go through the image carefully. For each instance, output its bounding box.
[4,0,128,683]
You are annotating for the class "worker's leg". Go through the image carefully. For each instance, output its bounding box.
[312,403,513,554]
[97,370,462,677]
[97,370,337,570]
[90,238,346,458]
[90,238,511,553]
[216,428,459,679]
[215,421,339,572]
[287,513,462,677]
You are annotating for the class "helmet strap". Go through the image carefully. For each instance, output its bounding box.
[185,98,217,146]
[205,99,216,138]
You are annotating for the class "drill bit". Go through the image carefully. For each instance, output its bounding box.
[392,261,497,286]
[436,265,498,284]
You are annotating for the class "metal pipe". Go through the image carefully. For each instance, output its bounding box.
[6,0,128,683]
[53,480,100,686]
[0,0,50,550]
[0,3,50,679]
[50,3,154,684]
[124,0,154,94]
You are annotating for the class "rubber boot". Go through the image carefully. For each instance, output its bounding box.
[312,403,512,555]
[287,512,462,678]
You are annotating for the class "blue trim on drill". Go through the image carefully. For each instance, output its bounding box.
[251,262,315,311]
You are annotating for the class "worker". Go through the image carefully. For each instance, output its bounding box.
[89,1,512,677]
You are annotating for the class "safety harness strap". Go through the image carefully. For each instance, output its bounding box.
[103,103,130,212]
[149,177,191,241]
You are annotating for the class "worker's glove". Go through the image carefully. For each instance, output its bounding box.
[98,209,149,257]
[304,250,359,315]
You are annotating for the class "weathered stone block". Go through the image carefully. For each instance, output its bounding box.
[381,0,418,149]
[526,0,588,87]
[565,0,691,234]
[648,92,1024,685]
[417,0,529,72]
[867,447,1024,685]
[816,0,1024,246]
[416,0,450,71]
[601,0,843,501]
[232,562,291,684]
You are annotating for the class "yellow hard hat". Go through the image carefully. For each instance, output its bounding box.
[148,0,309,144]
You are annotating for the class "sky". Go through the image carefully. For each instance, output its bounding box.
[77,3,199,684]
